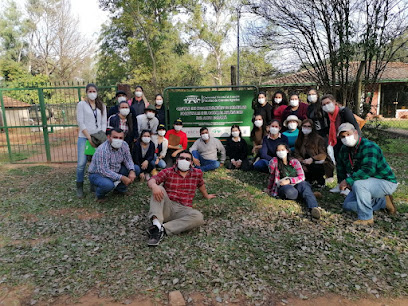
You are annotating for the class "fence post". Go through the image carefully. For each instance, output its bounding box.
[38,88,52,162]
[0,91,13,162]
[77,88,82,102]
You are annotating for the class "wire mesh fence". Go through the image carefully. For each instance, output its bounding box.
[0,84,116,163]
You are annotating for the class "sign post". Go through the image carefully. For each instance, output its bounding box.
[165,86,257,140]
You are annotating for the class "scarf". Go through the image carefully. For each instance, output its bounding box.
[327,106,340,146]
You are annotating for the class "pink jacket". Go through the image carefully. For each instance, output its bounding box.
[267,157,305,197]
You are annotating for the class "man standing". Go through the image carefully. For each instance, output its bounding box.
[147,150,215,246]
[337,123,398,225]
[88,128,136,201]
[137,105,159,135]
[189,127,226,172]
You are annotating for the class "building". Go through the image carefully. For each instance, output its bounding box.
[261,62,408,118]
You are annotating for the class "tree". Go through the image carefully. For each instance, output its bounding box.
[0,0,30,64]
[25,0,93,81]
[185,0,234,85]
[248,0,408,113]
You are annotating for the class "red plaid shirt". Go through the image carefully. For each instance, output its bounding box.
[267,157,305,197]
[151,166,204,207]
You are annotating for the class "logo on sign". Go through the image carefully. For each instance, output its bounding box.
[184,95,201,104]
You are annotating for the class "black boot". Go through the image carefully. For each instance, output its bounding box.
[76,182,84,198]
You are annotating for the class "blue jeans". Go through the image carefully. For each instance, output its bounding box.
[89,165,129,199]
[343,178,398,220]
[150,154,167,169]
[253,159,270,173]
[278,181,318,208]
[191,150,220,172]
[76,137,88,182]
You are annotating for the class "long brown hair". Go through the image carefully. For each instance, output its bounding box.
[276,143,294,175]
[294,119,321,157]
[86,83,104,115]
[250,113,266,141]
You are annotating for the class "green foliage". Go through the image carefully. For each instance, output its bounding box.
[362,118,391,147]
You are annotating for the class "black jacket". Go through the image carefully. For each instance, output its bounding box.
[132,140,155,166]
[226,137,249,161]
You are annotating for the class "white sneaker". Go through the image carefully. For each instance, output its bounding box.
[113,180,121,187]
[340,189,350,196]
[330,184,341,193]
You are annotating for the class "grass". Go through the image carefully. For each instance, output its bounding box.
[379,118,408,130]
[0,140,407,304]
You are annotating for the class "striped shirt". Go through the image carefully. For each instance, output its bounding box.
[267,157,305,197]
[151,166,204,207]
[337,137,397,186]
[88,140,134,181]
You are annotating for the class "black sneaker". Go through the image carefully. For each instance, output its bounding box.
[146,225,157,236]
[147,226,165,246]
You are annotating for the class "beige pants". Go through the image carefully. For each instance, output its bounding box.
[148,186,204,236]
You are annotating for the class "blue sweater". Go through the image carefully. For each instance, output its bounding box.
[259,134,289,161]
[282,129,299,151]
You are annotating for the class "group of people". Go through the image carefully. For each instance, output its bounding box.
[76,84,399,246]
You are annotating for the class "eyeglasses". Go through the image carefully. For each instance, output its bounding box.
[178,156,192,161]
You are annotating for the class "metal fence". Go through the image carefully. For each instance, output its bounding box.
[0,84,117,163]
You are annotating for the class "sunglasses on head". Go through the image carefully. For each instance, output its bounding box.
[178,156,192,161]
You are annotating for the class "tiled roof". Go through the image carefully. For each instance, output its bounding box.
[1,96,31,108]
[263,62,408,85]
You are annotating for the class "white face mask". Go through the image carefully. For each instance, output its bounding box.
[290,99,299,107]
[111,138,123,149]
[276,150,288,159]
[323,102,336,113]
[341,134,357,147]
[135,91,143,97]
[119,108,130,116]
[146,112,155,119]
[156,99,163,106]
[142,136,151,144]
[274,98,282,104]
[177,159,191,172]
[302,127,312,135]
[158,130,166,137]
[288,122,298,130]
[258,98,266,104]
[254,120,263,128]
[87,92,97,100]
[269,127,279,135]
[117,96,127,103]
[231,131,240,138]
[201,133,209,141]
[308,95,318,103]
[174,125,182,131]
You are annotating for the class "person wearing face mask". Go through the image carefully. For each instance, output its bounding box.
[267,144,322,219]
[253,119,288,173]
[250,114,267,157]
[164,118,188,167]
[137,105,159,137]
[282,115,301,151]
[88,128,136,202]
[107,101,138,149]
[154,94,166,125]
[271,90,288,122]
[320,94,361,193]
[108,90,134,118]
[189,127,226,172]
[146,150,216,246]
[151,124,168,173]
[129,85,149,117]
[336,123,397,226]
[75,83,107,198]
[306,89,329,139]
[294,119,334,187]
[281,93,308,125]
[225,125,250,171]
[132,129,156,181]
[254,91,272,125]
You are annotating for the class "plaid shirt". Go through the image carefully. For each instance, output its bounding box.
[337,137,397,186]
[267,157,305,197]
[150,166,204,207]
[88,140,134,181]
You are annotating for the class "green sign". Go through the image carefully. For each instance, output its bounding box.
[168,89,256,138]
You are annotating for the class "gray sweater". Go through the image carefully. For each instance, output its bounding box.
[189,137,226,163]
